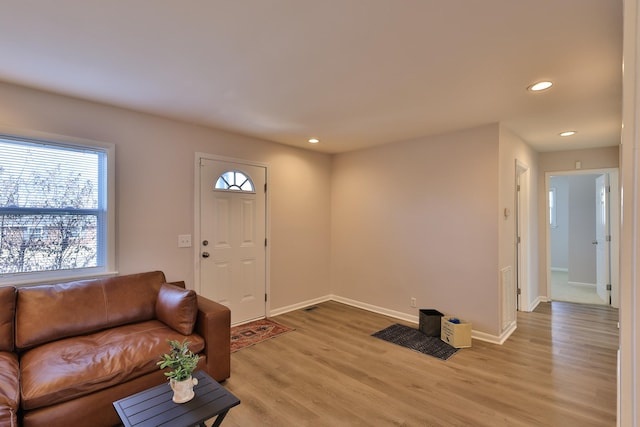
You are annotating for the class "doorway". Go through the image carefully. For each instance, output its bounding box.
[547,169,619,307]
[195,154,268,325]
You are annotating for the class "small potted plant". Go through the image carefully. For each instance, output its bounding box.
[157,339,200,403]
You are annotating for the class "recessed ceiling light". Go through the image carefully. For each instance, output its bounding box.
[308,138,319,144]
[559,131,577,137]
[527,81,553,92]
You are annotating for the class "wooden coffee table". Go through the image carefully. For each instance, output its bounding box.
[113,370,240,427]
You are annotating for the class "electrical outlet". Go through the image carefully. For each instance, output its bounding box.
[178,234,192,248]
[410,297,417,308]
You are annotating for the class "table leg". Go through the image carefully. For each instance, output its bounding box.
[210,410,230,427]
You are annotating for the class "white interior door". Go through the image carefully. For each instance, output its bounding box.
[199,158,266,325]
[595,173,610,304]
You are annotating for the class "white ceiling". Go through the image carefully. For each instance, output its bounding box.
[0,0,623,154]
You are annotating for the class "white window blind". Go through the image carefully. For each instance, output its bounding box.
[0,135,111,278]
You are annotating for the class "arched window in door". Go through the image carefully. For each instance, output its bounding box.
[214,170,255,192]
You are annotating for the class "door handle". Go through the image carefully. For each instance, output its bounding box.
[592,240,598,245]
[202,252,210,258]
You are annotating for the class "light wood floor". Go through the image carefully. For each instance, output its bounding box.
[216,301,618,426]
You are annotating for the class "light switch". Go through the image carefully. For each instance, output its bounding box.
[178,234,192,248]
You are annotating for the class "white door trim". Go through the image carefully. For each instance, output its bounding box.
[515,160,530,312]
[194,152,271,318]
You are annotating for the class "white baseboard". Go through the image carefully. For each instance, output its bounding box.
[474,320,516,345]
[530,295,552,311]
[271,294,507,345]
[269,295,332,317]
[528,298,540,312]
[330,295,419,324]
[496,321,517,345]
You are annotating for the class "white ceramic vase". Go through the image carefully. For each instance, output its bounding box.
[170,376,198,403]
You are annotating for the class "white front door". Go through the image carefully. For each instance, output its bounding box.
[595,173,610,304]
[199,158,266,325]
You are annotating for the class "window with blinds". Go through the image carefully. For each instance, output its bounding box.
[0,134,113,281]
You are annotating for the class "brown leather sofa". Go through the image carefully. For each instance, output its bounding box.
[0,285,19,427]
[0,271,231,427]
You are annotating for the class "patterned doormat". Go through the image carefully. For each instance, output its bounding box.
[372,324,459,360]
[230,319,294,353]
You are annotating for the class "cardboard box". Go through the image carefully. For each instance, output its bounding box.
[441,316,472,348]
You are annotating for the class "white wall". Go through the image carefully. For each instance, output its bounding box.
[0,81,623,346]
[0,82,529,341]
[498,125,539,313]
[331,124,501,335]
[567,174,598,284]
[0,82,332,312]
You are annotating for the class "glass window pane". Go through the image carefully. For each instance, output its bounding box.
[214,170,254,192]
[215,176,230,190]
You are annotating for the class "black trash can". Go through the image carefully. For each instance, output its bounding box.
[418,309,444,337]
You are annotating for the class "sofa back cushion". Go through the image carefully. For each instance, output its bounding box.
[16,271,166,350]
[0,286,16,351]
[156,283,198,335]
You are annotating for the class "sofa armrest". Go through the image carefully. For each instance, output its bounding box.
[0,352,19,427]
[194,295,231,382]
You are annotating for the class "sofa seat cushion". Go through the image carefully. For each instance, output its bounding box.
[20,320,205,410]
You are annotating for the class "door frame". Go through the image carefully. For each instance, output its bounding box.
[595,173,611,303]
[515,160,530,312]
[194,152,271,318]
[544,168,619,308]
